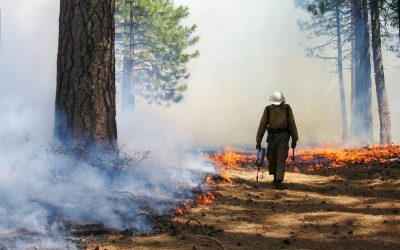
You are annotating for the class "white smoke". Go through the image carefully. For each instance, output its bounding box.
[0,140,214,248]
[0,1,215,248]
[170,0,400,146]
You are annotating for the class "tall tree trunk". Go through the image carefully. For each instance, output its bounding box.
[351,0,373,144]
[54,0,117,149]
[122,0,135,111]
[335,0,348,141]
[350,8,356,137]
[361,0,373,142]
[370,0,391,144]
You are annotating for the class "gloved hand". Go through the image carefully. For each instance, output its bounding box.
[291,140,297,149]
[256,143,261,150]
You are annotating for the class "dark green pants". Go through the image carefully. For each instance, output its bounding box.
[266,132,290,181]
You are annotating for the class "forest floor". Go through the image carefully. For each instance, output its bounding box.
[84,151,400,250]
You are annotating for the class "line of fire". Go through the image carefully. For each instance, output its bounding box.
[0,0,399,249]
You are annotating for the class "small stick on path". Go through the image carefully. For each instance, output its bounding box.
[256,167,260,182]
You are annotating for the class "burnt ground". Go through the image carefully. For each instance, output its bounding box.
[84,160,400,250]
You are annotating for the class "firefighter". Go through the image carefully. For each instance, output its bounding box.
[256,91,298,190]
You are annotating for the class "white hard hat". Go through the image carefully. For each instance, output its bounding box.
[270,91,285,105]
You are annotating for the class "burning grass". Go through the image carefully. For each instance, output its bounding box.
[205,144,400,175]
[206,145,254,183]
[177,192,216,216]
[204,144,400,179]
[176,146,251,216]
[207,145,254,169]
[202,144,400,184]
[291,144,400,172]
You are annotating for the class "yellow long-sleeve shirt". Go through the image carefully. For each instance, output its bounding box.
[256,104,298,144]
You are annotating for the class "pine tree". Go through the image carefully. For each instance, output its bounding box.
[55,0,117,149]
[370,0,391,144]
[298,0,393,144]
[380,0,400,47]
[115,0,199,109]
[297,0,351,141]
[351,0,373,144]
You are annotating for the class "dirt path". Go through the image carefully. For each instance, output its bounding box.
[86,162,400,249]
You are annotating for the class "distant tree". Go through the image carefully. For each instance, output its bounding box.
[351,0,373,144]
[370,0,391,144]
[381,0,399,41]
[298,0,395,145]
[55,0,117,149]
[334,0,349,141]
[115,0,199,110]
[117,0,135,111]
[297,0,351,141]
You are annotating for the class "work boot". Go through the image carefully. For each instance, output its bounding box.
[274,181,286,190]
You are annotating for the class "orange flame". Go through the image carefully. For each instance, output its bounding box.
[177,208,184,216]
[206,145,254,183]
[291,144,400,172]
[208,145,253,169]
[196,192,216,205]
[176,192,216,216]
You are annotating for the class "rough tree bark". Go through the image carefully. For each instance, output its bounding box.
[370,0,391,144]
[122,0,135,111]
[351,0,373,144]
[54,0,117,149]
[335,0,348,141]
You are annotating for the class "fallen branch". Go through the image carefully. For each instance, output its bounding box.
[175,218,203,233]
[184,218,202,227]
[193,234,226,250]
